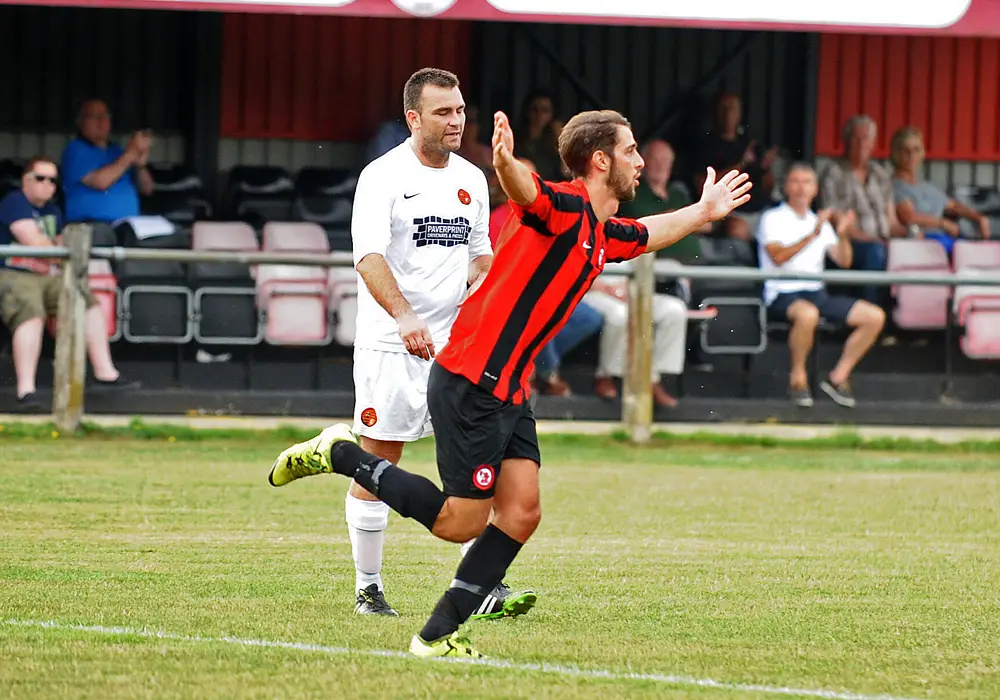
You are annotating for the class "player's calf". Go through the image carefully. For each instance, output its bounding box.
[417,523,524,644]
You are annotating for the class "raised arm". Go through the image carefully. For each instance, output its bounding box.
[639,167,751,252]
[492,111,538,206]
[78,150,137,193]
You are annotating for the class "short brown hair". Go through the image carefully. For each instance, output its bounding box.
[558,110,631,179]
[23,156,57,176]
[403,68,460,114]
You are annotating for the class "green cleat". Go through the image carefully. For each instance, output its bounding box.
[409,631,484,659]
[267,424,357,487]
[469,582,538,621]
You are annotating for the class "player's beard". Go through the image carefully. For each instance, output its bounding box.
[609,160,637,202]
[427,127,463,156]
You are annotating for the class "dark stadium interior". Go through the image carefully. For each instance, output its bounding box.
[2,5,1000,423]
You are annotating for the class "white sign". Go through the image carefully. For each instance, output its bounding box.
[392,0,457,16]
[485,0,973,29]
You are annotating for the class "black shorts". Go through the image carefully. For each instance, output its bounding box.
[768,289,858,326]
[427,362,541,500]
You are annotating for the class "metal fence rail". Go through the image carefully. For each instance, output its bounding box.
[5,228,1000,438]
[6,244,1000,287]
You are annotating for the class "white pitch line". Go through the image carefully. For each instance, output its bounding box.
[2,618,921,700]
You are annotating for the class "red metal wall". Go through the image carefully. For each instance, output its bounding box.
[220,14,473,141]
[815,34,1000,161]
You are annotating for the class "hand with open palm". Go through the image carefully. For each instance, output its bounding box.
[699,167,753,222]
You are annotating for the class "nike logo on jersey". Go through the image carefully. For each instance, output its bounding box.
[403,192,420,199]
[582,241,592,249]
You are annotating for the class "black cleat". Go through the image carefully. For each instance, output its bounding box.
[469,581,537,620]
[355,583,399,616]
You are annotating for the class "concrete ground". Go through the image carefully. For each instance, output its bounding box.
[4,413,1000,444]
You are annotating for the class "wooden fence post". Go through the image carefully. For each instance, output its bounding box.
[52,223,92,432]
[622,254,655,444]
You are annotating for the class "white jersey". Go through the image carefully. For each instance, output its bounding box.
[351,139,492,352]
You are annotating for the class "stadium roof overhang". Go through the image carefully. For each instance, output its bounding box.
[1,0,997,36]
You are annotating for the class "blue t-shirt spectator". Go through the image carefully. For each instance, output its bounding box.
[61,137,140,223]
[0,189,62,270]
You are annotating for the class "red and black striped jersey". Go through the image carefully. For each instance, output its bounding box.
[436,173,649,404]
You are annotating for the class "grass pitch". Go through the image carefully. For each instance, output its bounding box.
[0,428,998,699]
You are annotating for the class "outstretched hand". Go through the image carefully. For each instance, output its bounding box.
[492,111,515,170]
[699,167,752,222]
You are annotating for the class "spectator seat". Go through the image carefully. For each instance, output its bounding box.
[887,239,951,330]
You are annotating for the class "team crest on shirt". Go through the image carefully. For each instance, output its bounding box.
[457,189,471,205]
[412,216,471,248]
[360,407,378,427]
[473,465,495,491]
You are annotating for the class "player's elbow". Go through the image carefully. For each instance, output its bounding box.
[355,253,385,275]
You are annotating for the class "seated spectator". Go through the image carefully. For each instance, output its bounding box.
[457,105,493,171]
[0,157,136,411]
[890,126,992,255]
[693,93,779,241]
[514,90,565,182]
[489,158,602,395]
[618,139,709,264]
[584,261,688,408]
[61,99,155,224]
[759,163,885,408]
[532,302,603,397]
[820,115,906,304]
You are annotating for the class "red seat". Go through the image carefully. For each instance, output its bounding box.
[327,267,358,346]
[45,260,119,340]
[89,259,119,340]
[962,304,1000,358]
[262,222,329,253]
[887,239,950,329]
[256,265,330,345]
[952,243,1000,358]
[192,221,258,251]
[953,240,1000,272]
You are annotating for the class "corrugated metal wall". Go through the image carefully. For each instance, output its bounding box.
[0,6,195,134]
[815,34,1000,161]
[472,24,811,165]
[219,14,473,141]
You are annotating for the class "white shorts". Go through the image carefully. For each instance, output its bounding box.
[352,347,434,442]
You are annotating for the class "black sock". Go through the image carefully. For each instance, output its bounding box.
[419,524,523,642]
[330,441,445,532]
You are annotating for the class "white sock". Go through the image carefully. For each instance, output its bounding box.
[345,494,389,593]
[460,537,476,560]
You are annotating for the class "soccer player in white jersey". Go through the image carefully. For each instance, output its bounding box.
[338,68,537,618]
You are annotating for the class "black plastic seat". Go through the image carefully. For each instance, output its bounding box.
[118,260,192,344]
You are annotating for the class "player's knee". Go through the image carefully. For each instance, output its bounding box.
[496,501,541,541]
[520,502,542,535]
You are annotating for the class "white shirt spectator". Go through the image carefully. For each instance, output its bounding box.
[757,202,838,305]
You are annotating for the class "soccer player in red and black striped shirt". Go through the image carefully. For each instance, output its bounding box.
[268,108,751,658]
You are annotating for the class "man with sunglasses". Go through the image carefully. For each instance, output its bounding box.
[0,157,136,411]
